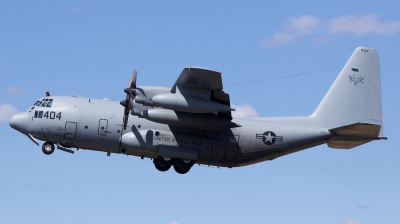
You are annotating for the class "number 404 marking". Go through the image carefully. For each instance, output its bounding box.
[43,111,62,120]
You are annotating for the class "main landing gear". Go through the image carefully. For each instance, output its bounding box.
[42,141,55,155]
[153,156,195,174]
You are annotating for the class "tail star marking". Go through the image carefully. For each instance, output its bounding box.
[256,131,283,145]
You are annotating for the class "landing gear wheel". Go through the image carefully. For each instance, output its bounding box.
[153,159,171,172]
[158,156,176,166]
[174,165,190,174]
[177,159,195,168]
[42,142,55,155]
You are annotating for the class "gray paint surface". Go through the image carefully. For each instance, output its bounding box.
[9,46,386,171]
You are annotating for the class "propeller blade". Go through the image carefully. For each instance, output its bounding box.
[121,69,138,130]
[129,97,135,112]
[123,114,129,130]
[124,88,136,94]
[128,69,137,89]
[124,105,130,115]
[120,100,128,107]
[131,69,137,88]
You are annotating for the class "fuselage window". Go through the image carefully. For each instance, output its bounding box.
[38,111,43,118]
[40,102,48,107]
[46,99,53,107]
[34,111,38,118]
[34,101,41,106]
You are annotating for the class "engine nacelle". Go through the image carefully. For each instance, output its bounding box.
[151,93,234,114]
[140,109,241,130]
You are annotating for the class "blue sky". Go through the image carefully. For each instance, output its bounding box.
[1,1,400,224]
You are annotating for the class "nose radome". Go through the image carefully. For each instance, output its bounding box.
[9,112,29,135]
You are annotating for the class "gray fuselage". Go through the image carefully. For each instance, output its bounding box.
[27,95,332,167]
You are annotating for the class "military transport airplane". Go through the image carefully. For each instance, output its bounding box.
[9,47,387,174]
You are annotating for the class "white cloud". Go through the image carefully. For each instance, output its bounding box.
[261,32,296,48]
[231,103,260,118]
[289,15,321,34]
[6,86,23,95]
[0,103,19,123]
[341,218,363,224]
[328,14,400,35]
[262,14,400,47]
[261,15,320,47]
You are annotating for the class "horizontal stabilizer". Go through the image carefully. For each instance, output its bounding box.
[328,123,387,149]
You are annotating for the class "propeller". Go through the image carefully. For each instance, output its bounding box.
[120,69,137,130]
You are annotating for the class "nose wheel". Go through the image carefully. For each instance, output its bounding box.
[42,142,55,155]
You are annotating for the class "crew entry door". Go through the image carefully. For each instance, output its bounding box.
[64,122,77,140]
[98,119,108,136]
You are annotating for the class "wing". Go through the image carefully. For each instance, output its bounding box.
[127,67,239,130]
[170,67,233,120]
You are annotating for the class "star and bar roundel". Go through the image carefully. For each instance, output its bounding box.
[256,131,283,145]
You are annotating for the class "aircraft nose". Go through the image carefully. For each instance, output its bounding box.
[9,112,29,135]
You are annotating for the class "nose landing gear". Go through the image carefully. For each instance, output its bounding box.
[42,141,55,155]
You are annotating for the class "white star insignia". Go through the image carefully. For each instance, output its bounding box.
[264,132,274,143]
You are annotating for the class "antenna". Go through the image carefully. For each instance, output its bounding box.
[46,92,50,97]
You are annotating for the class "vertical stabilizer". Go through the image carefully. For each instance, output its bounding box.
[312,47,383,135]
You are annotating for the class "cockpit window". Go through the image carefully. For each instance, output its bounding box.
[46,99,53,107]
[34,99,53,108]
